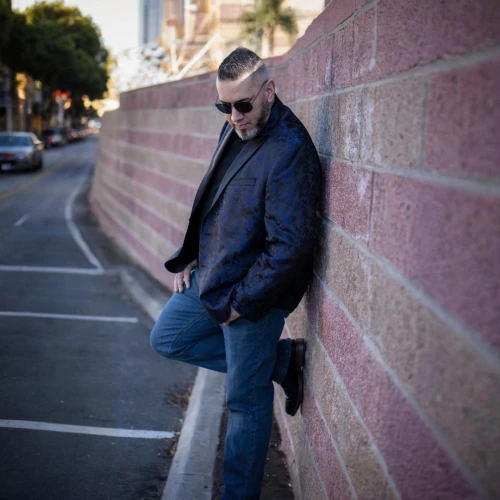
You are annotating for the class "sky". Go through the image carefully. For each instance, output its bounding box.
[12,0,141,56]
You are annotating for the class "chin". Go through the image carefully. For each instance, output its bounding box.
[235,126,261,141]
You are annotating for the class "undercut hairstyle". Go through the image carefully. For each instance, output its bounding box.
[217,47,270,84]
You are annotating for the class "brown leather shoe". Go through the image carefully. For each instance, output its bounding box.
[280,339,306,416]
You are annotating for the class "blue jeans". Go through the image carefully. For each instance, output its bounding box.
[150,269,292,499]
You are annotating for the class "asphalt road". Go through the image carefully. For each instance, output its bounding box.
[0,137,196,500]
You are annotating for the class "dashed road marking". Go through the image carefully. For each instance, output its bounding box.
[0,420,175,439]
[13,213,30,227]
[0,311,138,323]
[0,265,105,275]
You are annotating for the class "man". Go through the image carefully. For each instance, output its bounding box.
[150,47,321,499]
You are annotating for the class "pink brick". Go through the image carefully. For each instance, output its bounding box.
[375,0,500,79]
[353,341,479,499]
[315,279,363,397]
[91,199,170,283]
[322,160,372,241]
[370,173,500,349]
[352,6,376,84]
[302,384,354,500]
[320,0,356,34]
[426,60,500,178]
[119,129,217,161]
[332,23,354,88]
[101,178,185,247]
[100,151,197,208]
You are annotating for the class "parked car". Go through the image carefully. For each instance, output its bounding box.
[0,132,45,172]
[41,127,67,148]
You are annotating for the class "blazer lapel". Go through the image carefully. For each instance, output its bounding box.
[208,134,268,213]
[191,124,234,214]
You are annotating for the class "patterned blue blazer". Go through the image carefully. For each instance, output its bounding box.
[165,96,321,323]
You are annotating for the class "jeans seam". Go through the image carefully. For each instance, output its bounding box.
[169,310,208,356]
[242,313,267,499]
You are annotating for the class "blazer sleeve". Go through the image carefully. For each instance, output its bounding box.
[229,144,321,321]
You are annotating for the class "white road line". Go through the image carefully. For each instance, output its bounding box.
[65,175,104,271]
[0,311,138,323]
[0,265,104,275]
[13,213,30,227]
[0,420,175,439]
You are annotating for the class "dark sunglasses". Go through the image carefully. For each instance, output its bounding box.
[215,80,268,114]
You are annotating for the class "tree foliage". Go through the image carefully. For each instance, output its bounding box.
[240,0,298,57]
[0,1,109,100]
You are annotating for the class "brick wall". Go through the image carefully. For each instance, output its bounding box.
[90,1,500,498]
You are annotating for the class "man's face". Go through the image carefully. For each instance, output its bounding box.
[216,74,275,140]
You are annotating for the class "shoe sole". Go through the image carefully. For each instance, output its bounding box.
[289,339,306,416]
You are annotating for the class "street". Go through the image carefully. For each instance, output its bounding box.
[0,137,196,500]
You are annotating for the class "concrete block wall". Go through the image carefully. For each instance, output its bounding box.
[90,1,500,498]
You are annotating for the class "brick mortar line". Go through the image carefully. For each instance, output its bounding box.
[323,217,500,371]
[303,433,330,500]
[303,376,360,500]
[308,332,401,500]
[319,154,500,198]
[100,145,204,190]
[314,270,487,498]
[116,126,219,140]
[98,166,190,226]
[97,184,179,251]
[91,197,171,269]
[273,394,303,499]
[272,0,377,67]
[288,44,500,102]
[101,136,208,170]
[95,184,178,257]
[99,171,187,234]
[109,137,210,170]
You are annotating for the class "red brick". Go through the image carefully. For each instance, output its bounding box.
[320,0,356,34]
[352,6,376,84]
[302,384,354,500]
[323,160,372,241]
[314,35,336,94]
[91,198,170,284]
[370,173,500,349]
[425,60,500,178]
[100,151,197,208]
[353,342,479,499]
[315,279,363,397]
[333,90,362,161]
[361,78,425,168]
[101,178,185,247]
[375,0,500,79]
[332,23,354,88]
[118,129,217,161]
[309,97,336,156]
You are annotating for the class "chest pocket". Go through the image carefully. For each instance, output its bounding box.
[229,178,256,187]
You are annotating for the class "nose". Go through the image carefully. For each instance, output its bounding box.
[231,107,244,122]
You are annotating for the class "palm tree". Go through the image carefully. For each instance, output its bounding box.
[240,0,298,57]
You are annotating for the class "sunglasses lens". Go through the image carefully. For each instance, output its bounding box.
[215,101,253,114]
[215,103,231,113]
[233,102,253,114]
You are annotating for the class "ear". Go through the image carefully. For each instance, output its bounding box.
[265,79,276,102]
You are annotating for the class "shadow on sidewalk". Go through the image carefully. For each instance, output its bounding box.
[212,407,295,500]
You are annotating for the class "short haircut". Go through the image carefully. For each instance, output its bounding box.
[217,47,270,83]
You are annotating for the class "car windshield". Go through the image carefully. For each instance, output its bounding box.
[0,135,30,146]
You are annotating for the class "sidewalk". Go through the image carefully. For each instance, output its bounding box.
[120,266,294,500]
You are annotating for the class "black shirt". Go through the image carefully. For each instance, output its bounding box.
[192,130,247,244]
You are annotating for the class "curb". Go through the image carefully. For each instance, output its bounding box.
[119,269,226,500]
